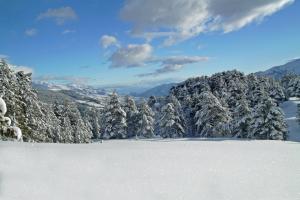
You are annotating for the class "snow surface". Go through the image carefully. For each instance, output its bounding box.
[1,139,300,200]
[280,98,300,142]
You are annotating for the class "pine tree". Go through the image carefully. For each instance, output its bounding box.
[268,78,285,103]
[166,95,186,133]
[281,73,297,90]
[147,96,157,110]
[160,103,185,138]
[249,97,287,140]
[281,73,298,98]
[287,76,300,98]
[0,93,23,141]
[232,98,252,138]
[194,91,231,137]
[65,102,92,143]
[297,104,300,125]
[137,100,154,138]
[124,95,139,138]
[0,60,58,142]
[78,105,102,139]
[103,92,127,139]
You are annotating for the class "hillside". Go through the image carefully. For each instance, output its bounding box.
[256,58,300,78]
[131,83,177,97]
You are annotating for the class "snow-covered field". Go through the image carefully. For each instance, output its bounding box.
[1,139,300,200]
[0,99,300,200]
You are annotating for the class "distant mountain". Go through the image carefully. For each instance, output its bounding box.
[256,58,300,78]
[131,83,177,97]
[33,81,108,108]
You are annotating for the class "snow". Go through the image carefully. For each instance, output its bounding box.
[12,127,22,141]
[0,97,7,116]
[280,98,300,142]
[1,139,300,200]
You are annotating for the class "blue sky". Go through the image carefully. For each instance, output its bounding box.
[0,0,299,87]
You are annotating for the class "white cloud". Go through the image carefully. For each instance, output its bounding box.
[109,43,152,68]
[25,28,38,37]
[37,6,77,25]
[9,64,34,74]
[121,0,294,45]
[0,54,9,59]
[138,56,209,77]
[100,35,119,48]
[107,42,208,75]
[62,29,76,34]
[34,75,92,85]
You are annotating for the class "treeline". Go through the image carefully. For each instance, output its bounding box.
[1,59,300,142]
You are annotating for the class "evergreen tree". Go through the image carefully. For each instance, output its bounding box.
[137,100,154,138]
[147,96,157,110]
[0,60,59,142]
[166,95,186,133]
[267,78,286,103]
[65,102,92,143]
[124,95,139,138]
[298,104,300,125]
[194,91,231,137]
[281,73,297,90]
[103,92,127,139]
[249,97,287,140]
[53,101,92,143]
[159,103,185,138]
[0,93,23,141]
[78,105,102,139]
[232,98,252,138]
[287,76,300,97]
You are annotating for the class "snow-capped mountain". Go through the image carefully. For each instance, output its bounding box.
[131,83,177,97]
[256,58,300,78]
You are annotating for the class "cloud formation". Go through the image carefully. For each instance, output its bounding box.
[109,43,152,68]
[107,41,208,76]
[37,6,77,25]
[121,0,294,45]
[0,54,9,59]
[100,35,119,48]
[62,29,76,35]
[25,28,38,37]
[138,56,209,77]
[9,64,34,74]
[34,75,92,85]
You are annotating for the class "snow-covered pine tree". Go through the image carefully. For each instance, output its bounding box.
[0,60,59,142]
[78,105,102,139]
[194,91,231,137]
[281,73,297,90]
[166,95,186,133]
[65,102,92,143]
[265,77,286,103]
[298,104,300,125]
[281,73,297,98]
[287,76,300,98]
[0,92,23,141]
[159,103,185,138]
[249,97,287,140]
[124,95,139,138]
[53,101,72,142]
[231,97,252,138]
[103,92,127,139]
[137,100,154,138]
[147,96,157,110]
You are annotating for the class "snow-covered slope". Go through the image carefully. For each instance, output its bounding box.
[0,139,299,200]
[256,58,300,78]
[280,98,300,142]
